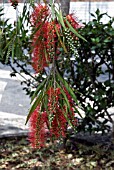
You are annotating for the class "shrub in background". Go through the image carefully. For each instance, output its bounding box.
[75,9,114,133]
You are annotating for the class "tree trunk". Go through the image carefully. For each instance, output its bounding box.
[60,0,70,16]
[41,0,70,16]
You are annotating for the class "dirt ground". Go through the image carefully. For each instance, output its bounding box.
[0,134,114,170]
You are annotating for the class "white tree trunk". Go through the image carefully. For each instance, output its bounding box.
[60,0,70,15]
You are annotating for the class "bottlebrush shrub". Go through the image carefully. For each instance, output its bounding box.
[25,2,85,148]
[29,86,77,148]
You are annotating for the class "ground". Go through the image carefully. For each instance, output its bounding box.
[0,135,114,170]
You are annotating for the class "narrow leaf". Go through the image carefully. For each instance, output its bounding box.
[31,78,47,103]
[55,25,68,53]
[11,44,15,62]
[57,71,79,105]
[65,19,87,42]
[25,91,43,125]
[55,10,66,29]
[57,82,70,109]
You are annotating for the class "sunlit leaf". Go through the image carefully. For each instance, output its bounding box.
[31,78,47,103]
[25,91,43,125]
[55,10,66,29]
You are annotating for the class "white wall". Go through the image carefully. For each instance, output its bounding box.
[70,2,114,23]
[0,2,114,25]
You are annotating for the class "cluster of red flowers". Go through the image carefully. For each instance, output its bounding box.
[29,4,79,148]
[9,0,19,9]
[47,87,67,138]
[31,4,50,73]
[31,4,60,73]
[66,14,81,29]
[29,87,77,148]
[31,4,81,73]
[29,87,66,148]
[29,106,49,148]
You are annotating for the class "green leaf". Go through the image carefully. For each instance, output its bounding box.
[3,35,14,51]
[5,43,12,64]
[57,71,79,105]
[25,91,43,125]
[95,9,100,16]
[17,19,21,34]
[57,82,82,125]
[0,13,4,17]
[55,25,68,53]
[65,19,87,42]
[61,102,75,128]
[55,10,66,29]
[90,13,95,18]
[50,1,56,20]
[11,44,15,62]
[31,78,47,103]
[57,82,70,109]
[0,7,4,12]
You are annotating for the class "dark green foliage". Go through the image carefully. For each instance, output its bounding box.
[74,9,114,133]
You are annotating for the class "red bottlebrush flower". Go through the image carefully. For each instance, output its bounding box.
[66,14,81,29]
[31,4,49,26]
[29,87,78,148]
[31,4,50,73]
[9,0,19,9]
[29,87,67,148]
[31,4,59,73]
[50,108,67,138]
[29,106,49,148]
[47,87,67,139]
[45,21,61,59]
[31,4,61,73]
